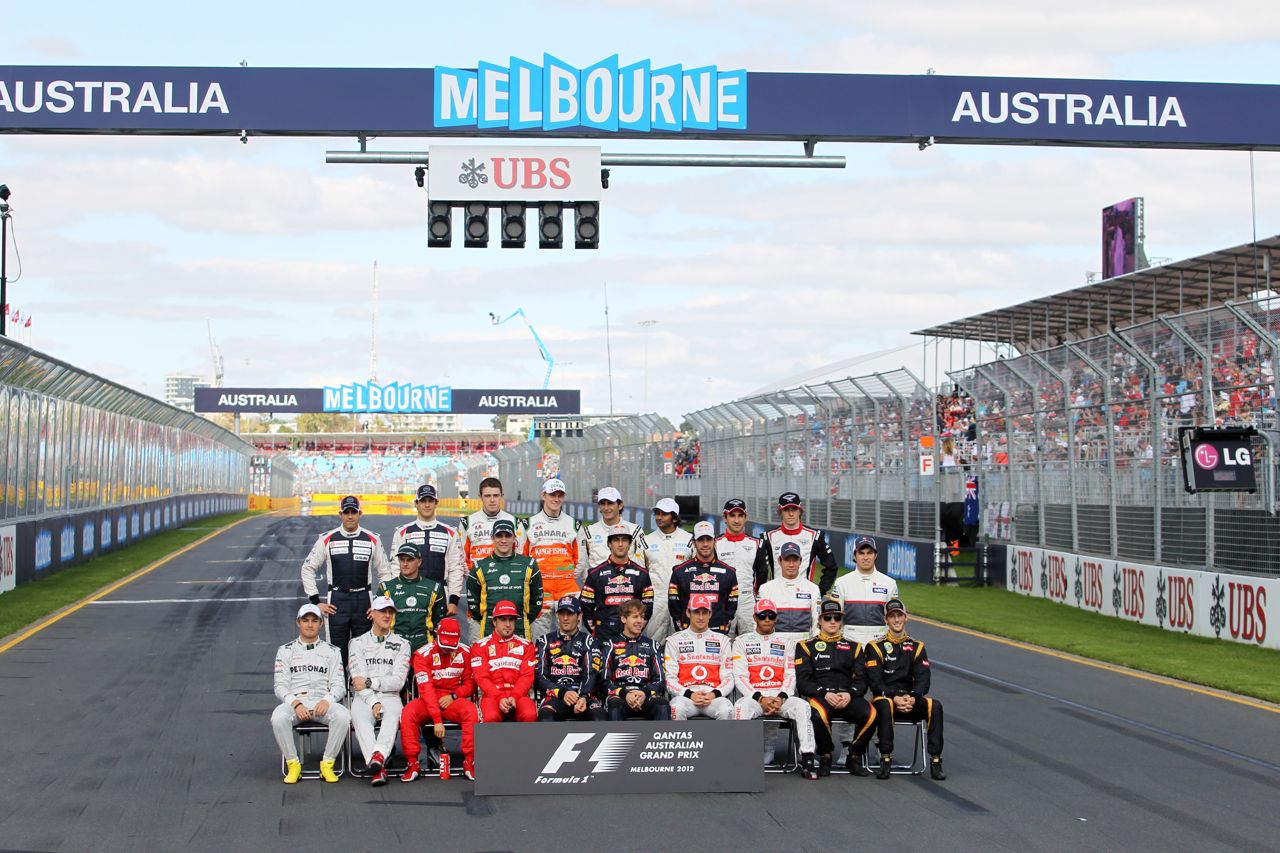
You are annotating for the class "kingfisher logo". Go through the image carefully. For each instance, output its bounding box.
[435,55,747,132]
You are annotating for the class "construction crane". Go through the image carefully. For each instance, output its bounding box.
[207,320,225,387]
[489,309,554,389]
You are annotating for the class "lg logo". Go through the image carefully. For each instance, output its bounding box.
[1194,442,1251,470]
[541,732,639,774]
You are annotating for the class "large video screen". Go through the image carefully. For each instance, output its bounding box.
[1102,197,1144,279]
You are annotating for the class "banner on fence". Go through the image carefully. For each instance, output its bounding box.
[1007,545,1274,649]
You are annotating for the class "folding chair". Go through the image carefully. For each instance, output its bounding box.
[283,720,346,780]
[763,719,801,774]
[863,720,928,775]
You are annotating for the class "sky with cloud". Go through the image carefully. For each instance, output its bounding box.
[3,1,1278,426]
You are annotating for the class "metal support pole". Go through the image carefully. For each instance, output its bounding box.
[326,150,847,169]
[1109,331,1161,562]
[0,204,8,337]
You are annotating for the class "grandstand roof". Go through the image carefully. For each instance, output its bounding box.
[915,234,1280,351]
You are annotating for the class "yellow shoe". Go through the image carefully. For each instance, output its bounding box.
[283,760,302,784]
[319,759,339,783]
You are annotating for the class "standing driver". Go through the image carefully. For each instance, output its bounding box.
[300,495,394,671]
[761,492,838,595]
[865,598,946,780]
[272,604,350,784]
[391,484,466,622]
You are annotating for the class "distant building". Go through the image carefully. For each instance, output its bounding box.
[393,413,462,432]
[505,415,534,435]
[164,373,209,411]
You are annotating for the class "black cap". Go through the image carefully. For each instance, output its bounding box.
[340,495,361,512]
[778,492,802,509]
[492,519,516,537]
[819,599,843,617]
[396,542,421,559]
[723,498,747,514]
[416,484,438,502]
[885,598,906,615]
[779,542,802,559]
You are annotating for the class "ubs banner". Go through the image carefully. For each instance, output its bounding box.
[1008,544,1276,650]
[474,721,764,796]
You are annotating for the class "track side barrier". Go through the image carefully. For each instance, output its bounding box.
[1008,544,1276,650]
[0,494,248,595]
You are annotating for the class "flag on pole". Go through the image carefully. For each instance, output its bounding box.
[24,317,31,328]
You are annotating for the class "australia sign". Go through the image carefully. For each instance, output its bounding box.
[193,385,581,415]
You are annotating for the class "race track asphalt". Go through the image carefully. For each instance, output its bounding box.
[0,513,1276,853]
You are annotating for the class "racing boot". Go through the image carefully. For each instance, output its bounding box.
[319,759,340,783]
[876,754,892,780]
[930,757,947,781]
[283,760,302,784]
[370,767,388,787]
[818,754,832,777]
[463,760,476,781]
[400,761,422,783]
[845,747,870,777]
[800,753,820,781]
[368,751,386,774]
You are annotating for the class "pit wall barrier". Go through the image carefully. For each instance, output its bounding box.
[506,499,938,585]
[1008,544,1275,650]
[0,494,248,596]
[304,494,480,516]
[248,496,301,511]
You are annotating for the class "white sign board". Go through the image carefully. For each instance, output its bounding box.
[429,146,602,202]
[1007,544,1277,650]
[919,455,934,476]
[0,526,16,594]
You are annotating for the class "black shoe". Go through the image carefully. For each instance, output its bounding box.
[876,755,892,780]
[930,757,947,781]
[800,754,820,781]
[845,749,870,777]
[818,755,832,777]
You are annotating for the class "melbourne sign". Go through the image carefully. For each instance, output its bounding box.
[428,145,601,201]
[5,65,1280,150]
[193,385,580,415]
[434,56,747,132]
[474,721,764,796]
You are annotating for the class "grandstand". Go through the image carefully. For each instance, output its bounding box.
[245,430,519,495]
[483,235,1280,578]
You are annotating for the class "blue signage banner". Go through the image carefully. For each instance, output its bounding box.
[2,62,1279,149]
[193,385,581,414]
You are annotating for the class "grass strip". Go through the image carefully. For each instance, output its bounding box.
[0,511,260,640]
[901,582,1280,704]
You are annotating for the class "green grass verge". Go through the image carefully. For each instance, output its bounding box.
[902,582,1280,704]
[0,511,260,641]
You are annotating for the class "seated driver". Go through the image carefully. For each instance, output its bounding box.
[865,598,946,781]
[664,594,734,720]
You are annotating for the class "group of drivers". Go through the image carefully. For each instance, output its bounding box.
[273,477,946,785]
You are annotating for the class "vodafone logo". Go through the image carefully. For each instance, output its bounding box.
[690,664,709,682]
[1193,443,1220,470]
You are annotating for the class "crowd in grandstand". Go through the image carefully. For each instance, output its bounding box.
[279,481,945,786]
[672,432,700,477]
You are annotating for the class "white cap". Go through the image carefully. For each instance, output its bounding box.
[692,520,716,539]
[371,595,397,611]
[296,603,323,620]
[597,486,623,503]
[542,478,567,494]
[653,497,680,514]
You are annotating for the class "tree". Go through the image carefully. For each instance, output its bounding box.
[492,414,509,432]
[296,412,359,433]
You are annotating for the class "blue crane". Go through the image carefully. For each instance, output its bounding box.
[489,309,554,389]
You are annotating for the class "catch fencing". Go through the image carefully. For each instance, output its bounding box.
[481,297,1280,579]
